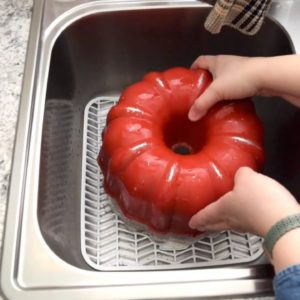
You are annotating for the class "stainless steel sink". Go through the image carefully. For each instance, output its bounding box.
[1,0,300,299]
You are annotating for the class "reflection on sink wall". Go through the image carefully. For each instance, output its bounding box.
[38,7,296,269]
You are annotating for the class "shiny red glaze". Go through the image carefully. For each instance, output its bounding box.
[98,67,264,236]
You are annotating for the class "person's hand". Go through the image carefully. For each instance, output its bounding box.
[188,54,300,122]
[188,55,263,121]
[189,167,300,237]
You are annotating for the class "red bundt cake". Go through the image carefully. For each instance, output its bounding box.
[98,67,264,235]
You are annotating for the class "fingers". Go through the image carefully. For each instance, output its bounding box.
[189,193,232,231]
[188,83,222,121]
[189,56,222,121]
[191,55,215,71]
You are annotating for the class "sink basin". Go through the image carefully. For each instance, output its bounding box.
[1,0,299,299]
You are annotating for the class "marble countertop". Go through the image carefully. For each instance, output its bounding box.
[0,1,274,299]
[0,0,32,249]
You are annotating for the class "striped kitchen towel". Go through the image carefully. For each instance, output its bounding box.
[205,0,272,35]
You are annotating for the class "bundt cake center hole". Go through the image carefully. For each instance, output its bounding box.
[172,143,193,155]
[163,113,206,155]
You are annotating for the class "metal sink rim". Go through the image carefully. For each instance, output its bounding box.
[1,0,299,299]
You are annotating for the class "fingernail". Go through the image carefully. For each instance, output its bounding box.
[189,219,205,231]
[188,219,196,229]
[188,109,200,122]
[196,225,205,231]
[190,224,206,232]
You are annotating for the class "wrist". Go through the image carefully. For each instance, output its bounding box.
[248,57,271,97]
[263,213,300,255]
[257,203,300,237]
[272,227,300,273]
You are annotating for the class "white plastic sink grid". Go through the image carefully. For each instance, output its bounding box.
[81,97,264,271]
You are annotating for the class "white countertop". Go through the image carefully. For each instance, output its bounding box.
[0,0,32,249]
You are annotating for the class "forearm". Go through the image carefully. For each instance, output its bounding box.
[255,55,300,107]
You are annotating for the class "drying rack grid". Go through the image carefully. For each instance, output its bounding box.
[81,96,264,271]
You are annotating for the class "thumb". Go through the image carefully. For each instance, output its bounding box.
[188,83,222,121]
[234,166,257,186]
[191,55,215,71]
[189,193,231,231]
